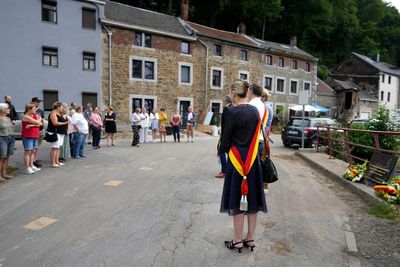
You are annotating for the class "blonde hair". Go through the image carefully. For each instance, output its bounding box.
[262,88,270,99]
[231,80,249,97]
[24,103,36,114]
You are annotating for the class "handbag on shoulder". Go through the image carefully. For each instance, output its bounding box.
[261,129,278,183]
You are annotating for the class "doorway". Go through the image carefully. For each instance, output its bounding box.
[211,102,221,126]
[179,100,191,126]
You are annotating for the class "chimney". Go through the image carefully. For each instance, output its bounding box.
[238,23,246,34]
[180,0,189,21]
[290,36,297,47]
[371,53,380,62]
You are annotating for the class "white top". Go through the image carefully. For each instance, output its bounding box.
[249,97,266,141]
[140,113,150,128]
[131,113,141,125]
[72,112,89,134]
[150,112,159,122]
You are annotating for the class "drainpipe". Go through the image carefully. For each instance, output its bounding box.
[197,36,209,110]
[103,25,113,106]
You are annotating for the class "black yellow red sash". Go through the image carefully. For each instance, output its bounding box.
[228,106,267,192]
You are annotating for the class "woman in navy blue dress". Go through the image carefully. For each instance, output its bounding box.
[220,80,267,253]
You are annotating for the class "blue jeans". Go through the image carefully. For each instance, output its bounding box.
[219,152,227,174]
[72,132,87,157]
[172,125,180,142]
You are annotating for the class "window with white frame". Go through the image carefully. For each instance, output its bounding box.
[83,52,95,71]
[304,81,311,92]
[130,56,157,82]
[305,63,311,72]
[239,71,249,81]
[388,92,391,102]
[290,80,298,94]
[278,57,284,67]
[381,91,384,101]
[213,44,222,56]
[276,78,285,93]
[266,55,272,65]
[382,74,385,83]
[42,46,58,67]
[178,62,193,86]
[42,0,57,23]
[263,75,273,91]
[135,32,151,48]
[240,50,248,61]
[211,67,223,89]
[389,76,391,84]
[181,41,190,54]
[292,60,298,70]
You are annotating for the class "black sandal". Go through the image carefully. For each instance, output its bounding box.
[224,240,243,253]
[243,239,255,252]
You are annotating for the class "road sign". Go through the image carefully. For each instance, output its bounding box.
[299,90,309,105]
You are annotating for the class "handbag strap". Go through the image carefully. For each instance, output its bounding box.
[261,127,270,160]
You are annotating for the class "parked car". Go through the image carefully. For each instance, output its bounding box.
[281,117,337,148]
[11,111,48,139]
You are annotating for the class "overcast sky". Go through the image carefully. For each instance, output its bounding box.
[386,0,400,11]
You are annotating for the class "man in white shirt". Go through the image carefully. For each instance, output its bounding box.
[71,106,89,158]
[248,84,266,145]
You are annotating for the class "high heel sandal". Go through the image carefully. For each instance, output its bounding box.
[224,240,243,253]
[243,239,256,252]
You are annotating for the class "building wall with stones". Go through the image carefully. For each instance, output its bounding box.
[102,27,206,124]
[198,37,317,122]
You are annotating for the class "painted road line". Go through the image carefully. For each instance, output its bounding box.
[150,162,159,165]
[165,157,176,160]
[24,217,58,231]
[139,167,153,171]
[103,180,123,186]
[344,230,358,252]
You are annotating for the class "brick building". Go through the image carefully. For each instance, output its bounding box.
[101,0,319,126]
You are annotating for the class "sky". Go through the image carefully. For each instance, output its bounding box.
[386,0,400,12]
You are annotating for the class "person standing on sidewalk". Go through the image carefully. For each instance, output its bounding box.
[31,97,44,168]
[48,102,68,167]
[158,108,167,143]
[59,103,71,162]
[131,108,141,147]
[150,108,159,143]
[4,96,18,122]
[215,95,232,178]
[71,106,89,158]
[83,103,93,145]
[185,106,195,143]
[90,107,103,149]
[104,106,117,147]
[139,108,150,143]
[0,103,16,181]
[171,110,181,143]
[21,103,42,174]
[220,80,267,253]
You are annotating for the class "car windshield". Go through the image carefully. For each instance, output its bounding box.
[288,119,310,127]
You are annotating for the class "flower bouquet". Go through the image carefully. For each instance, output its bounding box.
[342,161,368,183]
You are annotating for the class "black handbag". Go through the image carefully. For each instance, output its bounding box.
[262,156,278,183]
[45,132,58,143]
[261,129,278,183]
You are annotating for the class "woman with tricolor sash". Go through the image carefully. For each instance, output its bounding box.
[220,80,267,253]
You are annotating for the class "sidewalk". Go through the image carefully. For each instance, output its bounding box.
[295,149,382,205]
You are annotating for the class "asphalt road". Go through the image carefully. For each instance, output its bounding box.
[0,134,366,267]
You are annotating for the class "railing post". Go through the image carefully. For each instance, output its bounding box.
[327,126,333,158]
[373,132,381,152]
[343,129,352,164]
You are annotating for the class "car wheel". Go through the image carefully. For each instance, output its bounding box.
[283,141,290,147]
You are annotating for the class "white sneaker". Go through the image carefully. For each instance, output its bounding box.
[31,165,41,172]
[25,167,35,175]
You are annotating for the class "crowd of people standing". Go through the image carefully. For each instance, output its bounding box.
[0,96,117,181]
[130,106,196,146]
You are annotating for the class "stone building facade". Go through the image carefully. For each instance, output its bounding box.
[101,1,319,126]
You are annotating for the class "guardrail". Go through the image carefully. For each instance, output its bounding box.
[315,126,400,164]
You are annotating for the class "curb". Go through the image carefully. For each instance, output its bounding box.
[294,151,382,206]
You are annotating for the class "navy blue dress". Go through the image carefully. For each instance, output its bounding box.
[220,104,268,215]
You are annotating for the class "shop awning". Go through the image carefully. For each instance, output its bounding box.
[312,103,330,112]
